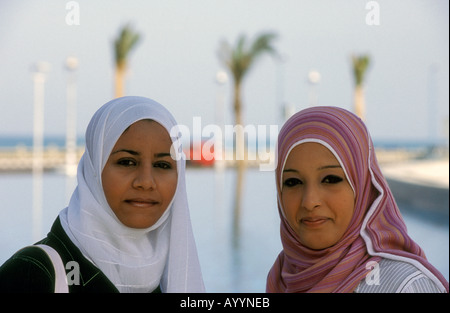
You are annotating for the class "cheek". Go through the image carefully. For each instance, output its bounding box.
[281,191,299,226]
[102,176,115,206]
[334,194,355,229]
[158,172,178,204]
[101,167,125,206]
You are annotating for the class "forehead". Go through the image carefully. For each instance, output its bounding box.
[284,142,338,166]
[115,120,171,146]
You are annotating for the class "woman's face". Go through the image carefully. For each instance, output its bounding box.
[281,142,355,250]
[102,120,177,229]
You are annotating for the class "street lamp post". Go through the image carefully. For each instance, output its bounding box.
[214,70,228,230]
[276,53,294,121]
[215,70,228,166]
[308,70,321,107]
[65,57,78,201]
[30,61,50,242]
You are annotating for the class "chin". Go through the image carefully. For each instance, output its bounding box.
[300,237,336,250]
[120,218,157,229]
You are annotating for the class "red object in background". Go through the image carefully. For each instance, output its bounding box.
[185,141,215,167]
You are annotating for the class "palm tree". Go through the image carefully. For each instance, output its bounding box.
[218,32,278,241]
[351,54,371,121]
[114,23,140,98]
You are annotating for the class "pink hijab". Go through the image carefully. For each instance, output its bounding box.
[266,106,448,293]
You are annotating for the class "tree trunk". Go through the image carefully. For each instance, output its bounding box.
[232,82,247,245]
[115,63,126,98]
[354,84,365,121]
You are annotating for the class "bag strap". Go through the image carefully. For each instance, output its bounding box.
[35,244,69,293]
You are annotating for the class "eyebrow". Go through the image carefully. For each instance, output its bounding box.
[318,165,341,170]
[112,149,139,156]
[283,165,341,173]
[111,149,172,158]
[155,152,172,158]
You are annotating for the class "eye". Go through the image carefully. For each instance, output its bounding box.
[154,161,173,170]
[117,159,137,167]
[322,175,343,184]
[283,177,302,187]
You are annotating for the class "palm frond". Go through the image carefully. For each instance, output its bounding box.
[114,24,141,67]
[250,32,278,58]
[352,54,370,86]
[218,32,278,84]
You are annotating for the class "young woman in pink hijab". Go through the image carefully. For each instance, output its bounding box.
[266,106,448,293]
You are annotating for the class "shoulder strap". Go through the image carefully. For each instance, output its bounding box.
[35,244,69,293]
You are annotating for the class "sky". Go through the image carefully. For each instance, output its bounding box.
[0,0,448,144]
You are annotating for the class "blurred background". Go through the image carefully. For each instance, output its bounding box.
[0,0,448,292]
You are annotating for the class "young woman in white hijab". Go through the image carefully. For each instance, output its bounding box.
[0,96,205,293]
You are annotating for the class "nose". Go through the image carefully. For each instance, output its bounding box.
[301,184,321,211]
[132,164,156,190]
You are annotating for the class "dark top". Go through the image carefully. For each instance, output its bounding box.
[0,217,161,293]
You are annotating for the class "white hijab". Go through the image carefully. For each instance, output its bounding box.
[59,96,205,293]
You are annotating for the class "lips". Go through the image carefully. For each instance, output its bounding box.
[125,198,159,207]
[300,216,330,227]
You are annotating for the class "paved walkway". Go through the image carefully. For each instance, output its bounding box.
[381,158,449,189]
